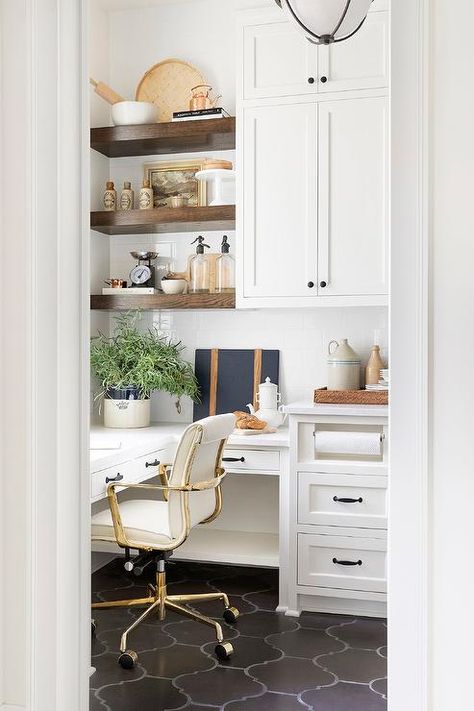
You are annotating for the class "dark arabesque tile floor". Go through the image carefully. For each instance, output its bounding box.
[91,558,387,711]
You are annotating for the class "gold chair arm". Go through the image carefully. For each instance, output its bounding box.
[105,470,227,550]
[107,470,226,497]
[159,462,172,501]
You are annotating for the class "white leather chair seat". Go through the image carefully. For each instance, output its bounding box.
[91,499,171,548]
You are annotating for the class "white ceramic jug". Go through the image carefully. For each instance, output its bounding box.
[247,377,287,428]
[327,339,361,391]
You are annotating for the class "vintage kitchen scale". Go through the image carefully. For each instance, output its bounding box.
[129,251,158,289]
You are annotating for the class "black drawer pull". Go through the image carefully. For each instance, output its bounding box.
[222,456,245,463]
[333,496,363,504]
[105,473,123,484]
[145,459,160,468]
[332,558,362,566]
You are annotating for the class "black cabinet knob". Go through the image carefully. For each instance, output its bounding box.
[319,281,327,288]
[320,76,328,83]
[307,281,315,288]
[308,77,315,84]
[105,473,123,484]
[145,459,160,468]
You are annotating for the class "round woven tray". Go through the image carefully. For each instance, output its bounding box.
[135,58,206,123]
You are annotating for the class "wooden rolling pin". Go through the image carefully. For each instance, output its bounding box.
[89,78,124,105]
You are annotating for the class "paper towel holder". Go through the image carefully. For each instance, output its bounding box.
[313,431,385,443]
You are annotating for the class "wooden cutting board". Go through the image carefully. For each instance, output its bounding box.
[193,349,280,421]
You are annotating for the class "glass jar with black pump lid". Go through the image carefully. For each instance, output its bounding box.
[216,235,235,293]
[189,236,210,293]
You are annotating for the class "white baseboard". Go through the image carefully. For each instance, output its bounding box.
[1,705,26,710]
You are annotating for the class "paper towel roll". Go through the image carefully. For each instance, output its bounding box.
[314,431,382,456]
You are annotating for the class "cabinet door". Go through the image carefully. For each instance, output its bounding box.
[242,102,318,298]
[318,12,389,93]
[318,97,389,297]
[243,21,318,100]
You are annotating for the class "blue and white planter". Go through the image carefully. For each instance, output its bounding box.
[104,386,150,429]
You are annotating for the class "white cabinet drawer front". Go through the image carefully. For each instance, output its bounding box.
[298,533,387,593]
[90,460,135,500]
[298,473,387,529]
[91,449,167,501]
[223,448,280,472]
[243,21,317,100]
[133,450,166,478]
[318,12,389,93]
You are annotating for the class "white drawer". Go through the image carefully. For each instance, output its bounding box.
[91,459,135,501]
[298,472,387,529]
[90,449,166,501]
[297,533,387,593]
[222,448,280,473]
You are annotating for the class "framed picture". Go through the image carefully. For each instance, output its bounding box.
[144,159,207,208]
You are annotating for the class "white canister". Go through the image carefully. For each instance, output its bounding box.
[327,339,361,391]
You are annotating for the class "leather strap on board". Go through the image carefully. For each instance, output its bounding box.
[253,349,262,409]
[209,348,219,416]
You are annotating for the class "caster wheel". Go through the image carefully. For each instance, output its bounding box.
[118,650,138,669]
[223,606,240,624]
[215,642,234,661]
[91,620,97,636]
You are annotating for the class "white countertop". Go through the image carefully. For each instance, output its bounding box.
[90,422,290,473]
[282,401,389,418]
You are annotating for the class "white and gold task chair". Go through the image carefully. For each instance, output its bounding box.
[91,414,239,668]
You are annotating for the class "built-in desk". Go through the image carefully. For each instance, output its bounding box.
[91,423,289,603]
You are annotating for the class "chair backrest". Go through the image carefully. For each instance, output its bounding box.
[167,413,235,541]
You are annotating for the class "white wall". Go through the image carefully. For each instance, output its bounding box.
[429,0,474,706]
[88,0,388,423]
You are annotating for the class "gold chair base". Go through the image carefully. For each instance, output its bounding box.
[92,570,235,656]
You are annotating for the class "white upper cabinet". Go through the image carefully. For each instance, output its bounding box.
[317,97,389,297]
[242,19,317,101]
[318,12,389,93]
[237,6,390,307]
[241,102,318,299]
[240,9,388,102]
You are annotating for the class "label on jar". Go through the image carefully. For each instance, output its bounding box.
[103,190,116,211]
[139,189,153,210]
[120,191,133,210]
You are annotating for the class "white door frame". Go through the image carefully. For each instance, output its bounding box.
[389,1,430,709]
[0,0,430,709]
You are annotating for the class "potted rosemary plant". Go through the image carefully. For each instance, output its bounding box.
[90,313,199,428]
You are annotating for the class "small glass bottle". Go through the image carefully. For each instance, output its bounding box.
[189,236,210,293]
[120,181,134,210]
[216,235,235,292]
[103,180,116,211]
[139,179,153,210]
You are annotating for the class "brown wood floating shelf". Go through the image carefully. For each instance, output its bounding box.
[90,117,236,158]
[90,205,236,235]
[90,292,236,311]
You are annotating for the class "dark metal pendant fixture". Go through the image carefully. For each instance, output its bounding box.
[274,0,373,45]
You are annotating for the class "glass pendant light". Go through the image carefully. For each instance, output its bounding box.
[276,0,373,44]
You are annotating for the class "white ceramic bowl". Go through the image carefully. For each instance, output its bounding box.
[111,101,159,126]
[161,279,187,295]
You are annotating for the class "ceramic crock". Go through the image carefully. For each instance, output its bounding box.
[327,339,361,391]
[104,386,151,428]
